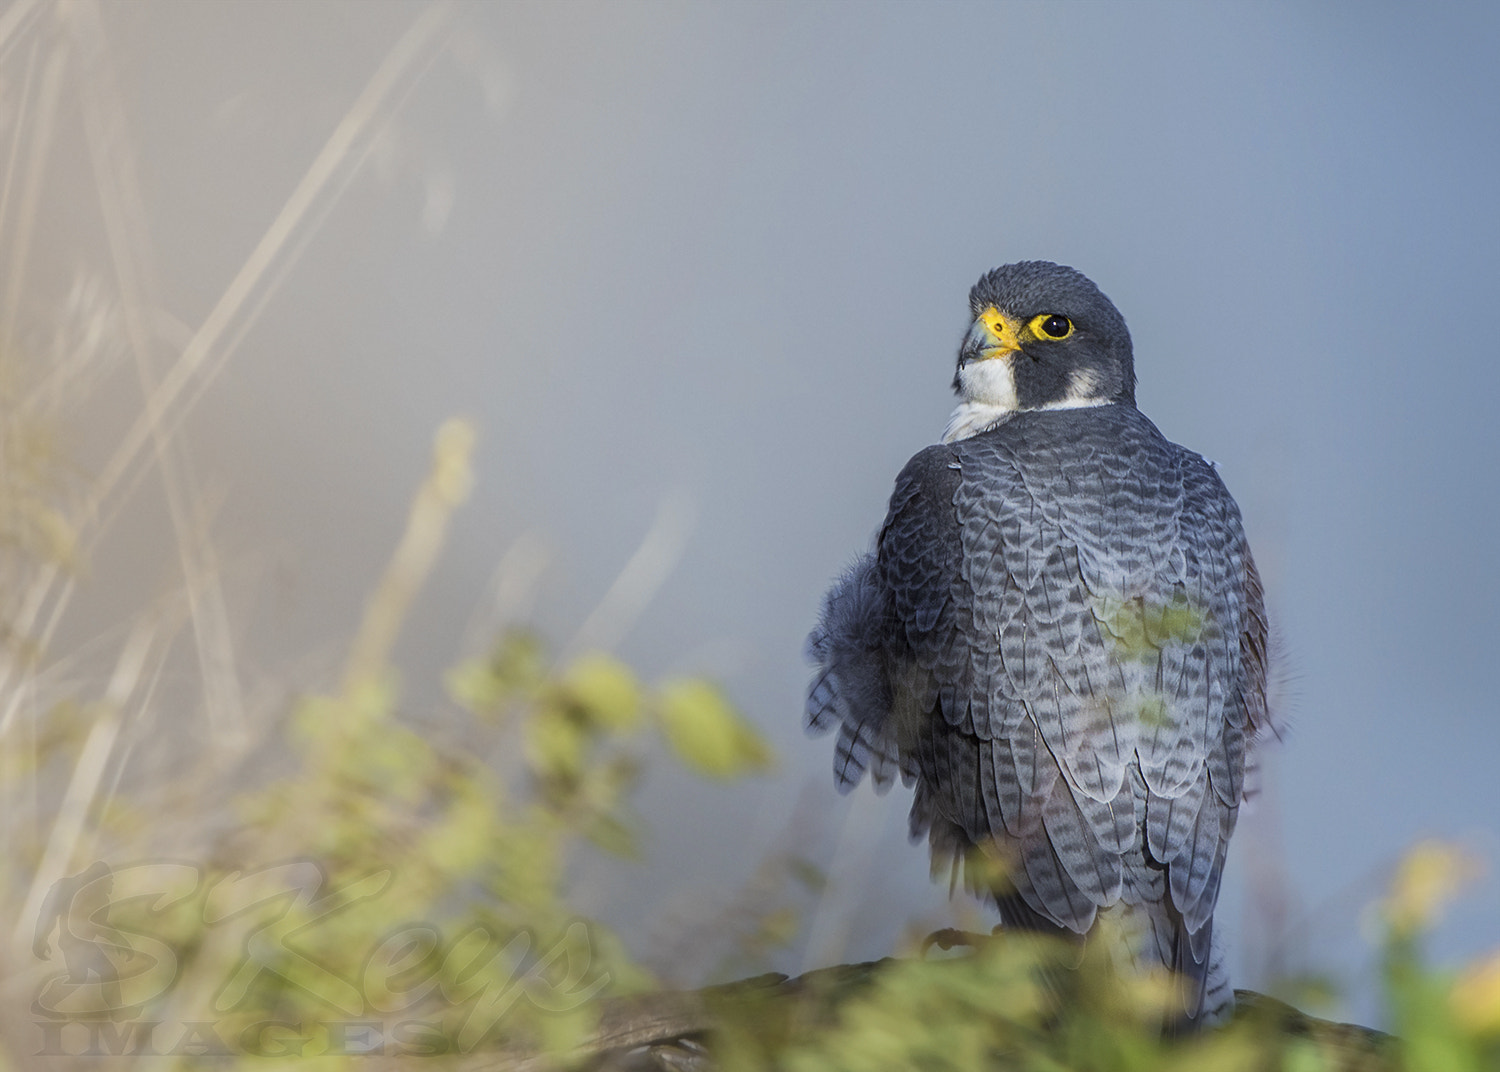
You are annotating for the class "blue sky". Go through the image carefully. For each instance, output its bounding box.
[33,0,1500,1027]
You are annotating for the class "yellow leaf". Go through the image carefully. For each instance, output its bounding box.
[1384,840,1481,936]
[525,711,586,779]
[656,679,772,779]
[445,659,504,715]
[1452,948,1500,1035]
[561,653,642,730]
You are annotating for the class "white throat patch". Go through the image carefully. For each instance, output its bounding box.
[942,364,1112,443]
[942,400,1012,443]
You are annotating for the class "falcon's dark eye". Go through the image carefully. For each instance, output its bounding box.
[1035,314,1073,339]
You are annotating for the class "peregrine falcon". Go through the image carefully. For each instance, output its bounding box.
[806,261,1270,1027]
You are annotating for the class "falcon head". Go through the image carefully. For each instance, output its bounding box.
[951,261,1135,424]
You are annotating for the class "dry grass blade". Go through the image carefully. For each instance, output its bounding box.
[67,0,245,742]
[0,31,64,358]
[10,606,185,955]
[0,0,43,66]
[566,491,697,660]
[86,0,457,512]
[0,0,459,781]
[343,418,476,692]
[0,0,466,1036]
[0,34,39,263]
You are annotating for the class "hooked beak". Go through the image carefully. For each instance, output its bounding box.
[959,305,1023,367]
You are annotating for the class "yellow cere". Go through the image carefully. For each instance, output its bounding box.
[977,305,1023,355]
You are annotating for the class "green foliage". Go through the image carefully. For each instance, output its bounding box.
[128,627,775,1060]
[754,937,1271,1072]
[1095,592,1204,663]
[690,845,1500,1072]
[1379,844,1500,1072]
[12,623,760,1070]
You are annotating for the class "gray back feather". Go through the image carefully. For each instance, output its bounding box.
[805,402,1269,1025]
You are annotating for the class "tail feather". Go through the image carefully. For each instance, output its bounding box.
[804,554,898,791]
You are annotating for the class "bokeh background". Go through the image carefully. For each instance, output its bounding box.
[10,0,1499,1028]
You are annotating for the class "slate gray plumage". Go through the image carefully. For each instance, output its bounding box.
[806,262,1270,1026]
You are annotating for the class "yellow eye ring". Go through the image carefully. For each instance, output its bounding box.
[1029,314,1074,340]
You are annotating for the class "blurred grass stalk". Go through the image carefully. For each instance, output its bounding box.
[0,0,462,1049]
[1,0,454,913]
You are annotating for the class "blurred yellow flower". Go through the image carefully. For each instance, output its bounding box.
[1451,949,1500,1035]
[1383,840,1481,937]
